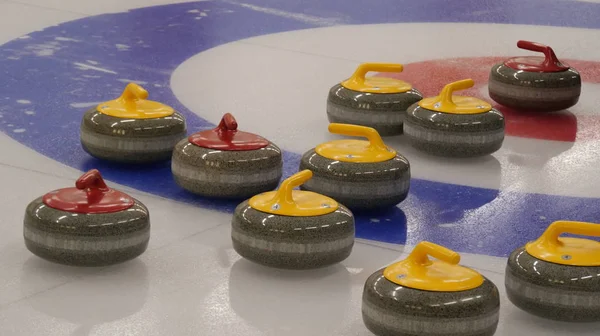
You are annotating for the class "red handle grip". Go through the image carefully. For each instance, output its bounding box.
[76,169,109,191]
[516,40,561,68]
[217,113,238,131]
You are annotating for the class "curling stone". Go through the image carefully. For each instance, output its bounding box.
[231,170,355,269]
[505,220,600,322]
[299,123,410,211]
[171,113,283,199]
[362,241,500,336]
[23,169,150,266]
[404,79,505,157]
[327,63,423,136]
[80,83,187,163]
[488,40,581,112]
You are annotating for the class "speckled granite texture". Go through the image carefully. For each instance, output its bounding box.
[24,197,150,266]
[327,84,423,136]
[505,246,600,322]
[488,63,581,111]
[80,108,187,163]
[362,268,500,336]
[231,200,355,269]
[171,140,282,198]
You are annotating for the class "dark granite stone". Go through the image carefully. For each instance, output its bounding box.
[505,246,600,322]
[23,197,150,266]
[298,149,410,210]
[171,139,282,199]
[327,84,423,136]
[231,201,355,269]
[488,63,581,112]
[362,268,500,336]
[403,103,505,157]
[80,107,187,163]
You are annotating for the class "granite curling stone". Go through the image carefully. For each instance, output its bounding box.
[80,82,187,163]
[505,220,600,322]
[231,169,355,269]
[327,63,423,136]
[362,241,500,336]
[299,123,410,211]
[171,113,283,199]
[488,40,581,112]
[404,79,505,157]
[23,169,150,266]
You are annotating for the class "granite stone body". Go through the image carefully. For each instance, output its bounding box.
[24,197,150,266]
[171,140,282,199]
[327,84,423,136]
[362,268,500,336]
[80,108,187,163]
[403,103,505,157]
[505,246,600,322]
[231,201,355,269]
[298,149,410,210]
[488,63,581,111]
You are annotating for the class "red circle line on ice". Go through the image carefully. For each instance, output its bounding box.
[376,57,600,142]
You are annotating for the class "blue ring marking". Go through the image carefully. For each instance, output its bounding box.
[1,0,599,257]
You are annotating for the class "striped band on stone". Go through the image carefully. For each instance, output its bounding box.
[303,175,410,198]
[231,229,354,254]
[80,127,184,152]
[362,300,499,335]
[327,102,404,124]
[488,79,580,101]
[171,160,282,184]
[24,225,150,252]
[404,123,504,145]
[505,271,600,309]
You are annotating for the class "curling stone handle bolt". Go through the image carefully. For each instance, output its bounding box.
[542,220,600,245]
[407,241,461,266]
[76,169,109,191]
[351,63,404,80]
[217,113,238,131]
[517,40,561,67]
[328,123,388,153]
[119,83,149,103]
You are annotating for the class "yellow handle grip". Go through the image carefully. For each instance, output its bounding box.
[119,83,149,103]
[407,241,461,266]
[437,79,474,107]
[269,170,313,206]
[328,123,388,152]
[350,63,404,83]
[541,221,600,245]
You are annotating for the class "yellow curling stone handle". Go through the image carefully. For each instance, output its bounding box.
[418,79,492,115]
[97,83,175,119]
[315,123,397,163]
[248,170,339,217]
[341,63,412,93]
[526,220,600,266]
[383,241,484,292]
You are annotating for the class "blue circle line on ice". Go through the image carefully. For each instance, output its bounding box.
[1,0,600,257]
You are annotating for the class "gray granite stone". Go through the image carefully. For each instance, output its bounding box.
[327,84,423,136]
[231,201,355,269]
[171,139,282,199]
[362,268,500,336]
[298,149,410,210]
[488,63,581,111]
[505,246,600,322]
[404,103,504,157]
[23,197,150,266]
[80,107,187,163]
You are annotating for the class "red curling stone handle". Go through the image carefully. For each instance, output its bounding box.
[217,113,238,132]
[516,40,564,70]
[76,169,109,192]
